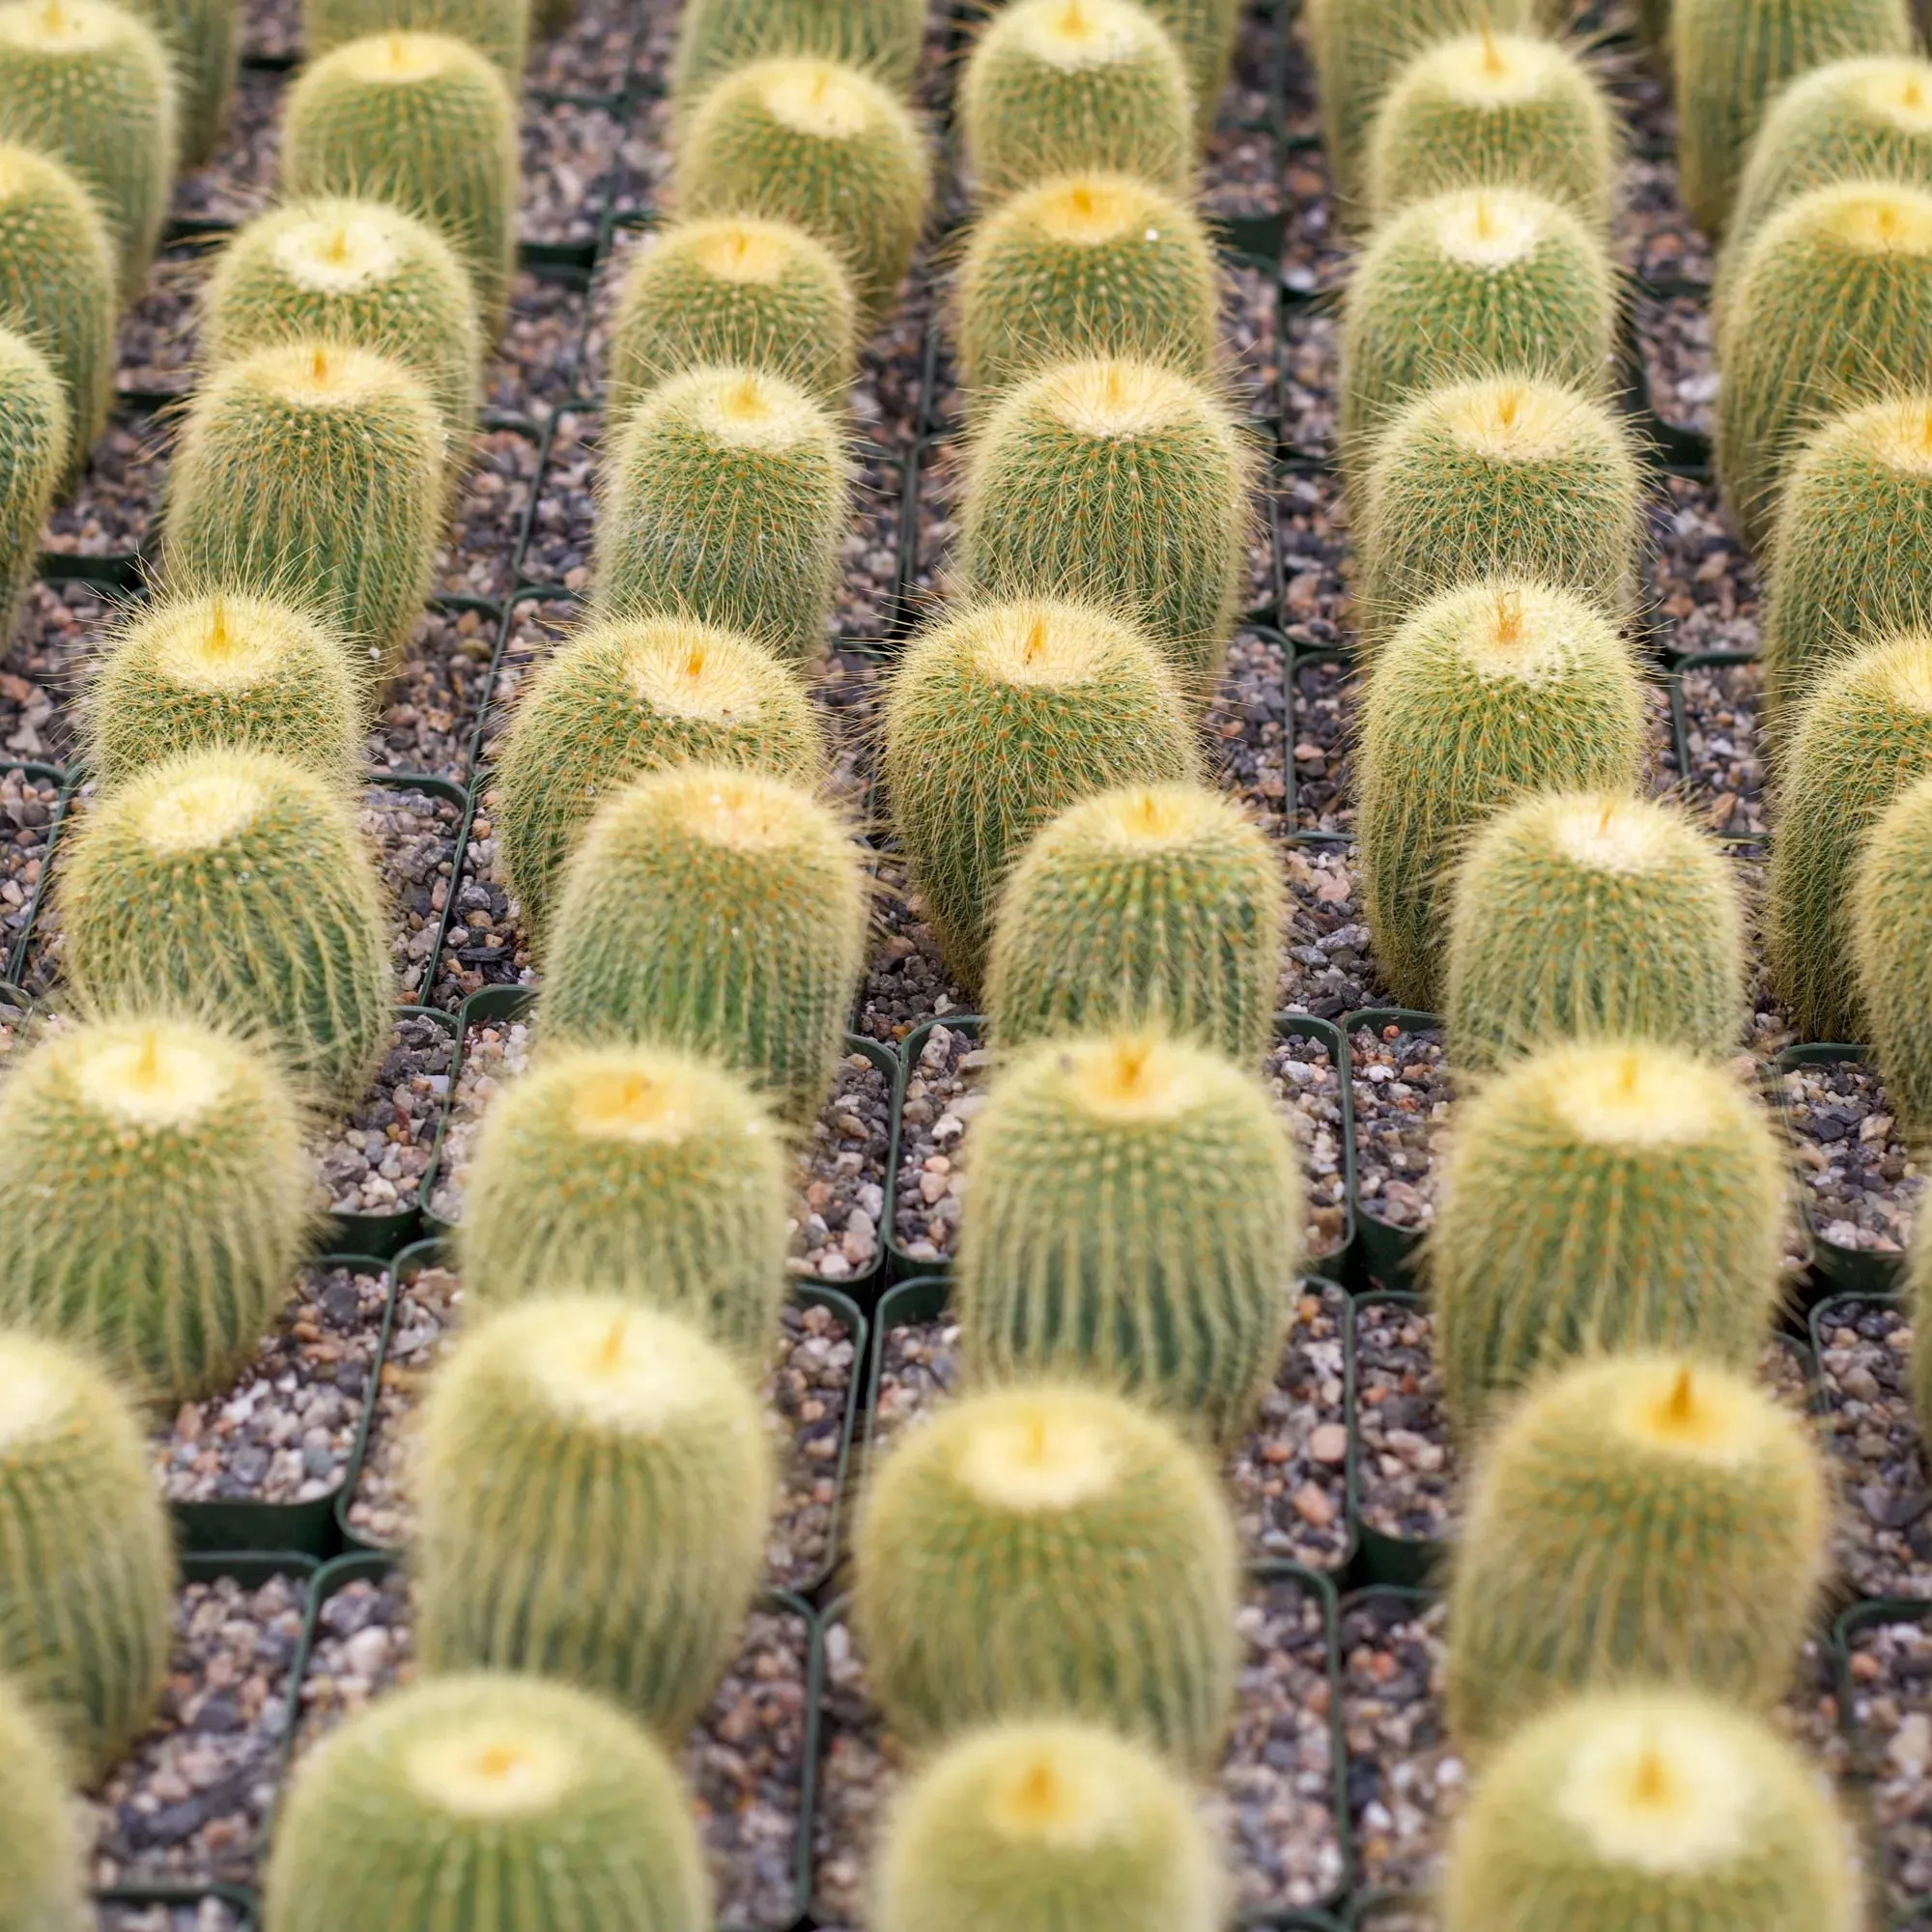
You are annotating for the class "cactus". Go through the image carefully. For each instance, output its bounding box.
[415,1294,773,1737]
[592,367,847,663]
[0,1673,83,1932]
[881,599,1197,986]
[303,0,526,83]
[1366,28,1617,228]
[0,1329,172,1778]
[85,591,363,792]
[1357,579,1647,1010]
[958,0,1194,203]
[1912,1197,1932,1438]
[1355,374,1645,652]
[162,341,444,687]
[1768,628,1932,1039]
[126,0,237,166]
[1442,1688,1861,1929]
[59,748,393,1100]
[497,612,824,946]
[0,324,65,629]
[1447,1354,1829,1751]
[1431,1039,1788,1434]
[954,1030,1303,1442]
[543,762,866,1124]
[0,1015,311,1403]
[1855,773,1932,1130]
[672,56,930,320]
[984,781,1283,1063]
[959,358,1256,693]
[282,30,519,332]
[1717,181,1932,550]
[1672,0,1911,236]
[672,0,925,99]
[853,1380,1238,1765]
[954,171,1220,408]
[874,1719,1227,1932]
[606,216,857,424]
[1136,0,1240,142]
[1442,789,1747,1071]
[264,1673,711,1932]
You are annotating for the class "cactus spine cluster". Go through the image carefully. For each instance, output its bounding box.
[0,1673,83,1932]
[303,0,527,83]
[0,321,62,625]
[1855,773,1932,1130]
[672,0,927,100]
[126,0,236,165]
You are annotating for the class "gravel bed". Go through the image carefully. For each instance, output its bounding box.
[242,0,298,59]
[1650,471,1760,658]
[526,0,634,94]
[435,428,537,602]
[606,91,668,221]
[1212,626,1290,821]
[904,434,960,618]
[0,762,57,973]
[1277,467,1350,653]
[361,782,460,998]
[0,981,37,1060]
[95,1900,244,1932]
[520,409,595,591]
[1677,654,1765,835]
[890,1020,991,1265]
[1846,1611,1932,1922]
[1782,1059,1924,1258]
[1615,157,1715,287]
[814,642,878,819]
[577,223,649,406]
[468,590,573,774]
[1226,259,1282,435]
[1282,841,1386,1021]
[1203,125,1279,227]
[1282,304,1337,458]
[312,1012,451,1217]
[44,408,173,557]
[482,270,588,421]
[169,67,283,227]
[1636,292,1718,442]
[838,443,900,642]
[0,578,115,765]
[1267,1027,1350,1260]
[430,794,528,1009]
[420,1007,531,1224]
[1291,653,1354,836]
[856,856,970,1045]
[117,245,212,397]
[365,603,496,784]
[520,99,623,249]
[1350,1021,1450,1235]
[1281,149,1347,296]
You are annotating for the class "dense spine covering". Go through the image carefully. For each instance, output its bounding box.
[0,324,63,628]
[853,1381,1238,1765]
[414,1296,774,1737]
[0,1673,84,1932]
[881,599,1197,986]
[672,0,926,99]
[1135,0,1241,140]
[955,1030,1304,1440]
[984,781,1284,1063]
[1855,773,1932,1129]
[264,1673,712,1932]
[302,0,526,82]
[1430,1038,1788,1434]
[125,0,237,164]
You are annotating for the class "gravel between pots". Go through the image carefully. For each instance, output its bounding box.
[365,604,497,785]
[1350,1022,1449,1234]
[1650,472,1760,658]
[359,784,460,1000]
[0,763,57,972]
[521,99,623,250]
[1782,1059,1924,1258]
[1636,291,1718,441]
[95,1900,244,1932]
[118,246,212,398]
[1615,157,1715,288]
[856,858,971,1045]
[170,67,283,227]
[436,429,538,603]
[312,1012,451,1217]
[1,579,117,766]
[1845,1610,1932,1921]
[44,409,173,558]
[1283,841,1385,1020]
[1676,654,1765,836]
[484,270,588,421]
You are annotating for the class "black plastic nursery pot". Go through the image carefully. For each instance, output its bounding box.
[1347,1293,1444,1593]
[93,1886,257,1926]
[1832,1595,1932,1927]
[1345,1894,1430,1930]
[0,762,74,984]
[1342,1009,1443,1293]
[326,1005,460,1260]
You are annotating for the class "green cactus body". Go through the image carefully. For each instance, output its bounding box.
[954,1030,1304,1442]
[1443,1688,1861,1930]
[1431,1039,1788,1434]
[954,172,1219,410]
[498,612,823,946]
[1443,789,1747,1071]
[282,31,519,332]
[1356,579,1646,1009]
[607,216,857,425]
[959,358,1256,693]
[853,1381,1238,1765]
[673,56,930,321]
[415,1295,774,1737]
[60,748,393,1100]
[543,762,866,1123]
[0,1673,83,1931]
[672,0,925,99]
[1356,374,1644,653]
[1768,629,1932,1039]
[303,0,526,83]
[959,0,1193,202]
[1855,773,1932,1129]
[0,324,65,629]
[0,141,115,474]
[1367,28,1616,227]
[0,1330,173,1778]
[881,599,1197,986]
[264,1673,711,1932]
[592,367,847,662]
[1339,186,1618,498]
[125,0,237,165]
[162,341,443,687]
[1717,181,1932,551]
[1447,1354,1828,1751]
[984,781,1283,1063]
[1672,0,1911,236]
[874,1719,1226,1932]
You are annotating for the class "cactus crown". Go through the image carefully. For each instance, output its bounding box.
[1811,176,1932,252]
[71,1016,254,1125]
[1545,1042,1730,1149]
[1427,23,1574,104]
[0,0,127,52]
[1009,0,1160,68]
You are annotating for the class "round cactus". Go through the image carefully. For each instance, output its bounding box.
[1448,1354,1829,1751]
[1443,789,1747,1071]
[672,0,926,99]
[874,1719,1226,1932]
[126,0,237,165]
[1855,772,1932,1130]
[543,762,867,1124]
[282,30,519,331]
[673,56,930,320]
[1137,0,1240,140]
[954,171,1220,408]
[1768,628,1932,1040]
[606,215,857,424]
[592,367,847,663]
[0,1673,83,1932]
[59,748,393,1100]
[1718,181,1932,551]
[1357,579,1647,1009]
[854,1381,1238,1765]
[1443,1688,1861,1929]
[1355,373,1645,652]
[881,599,1197,986]
[984,781,1283,1063]
[415,1295,774,1737]
[0,323,65,629]
[1432,1038,1788,1434]
[162,341,444,686]
[959,357,1256,692]
[955,1029,1304,1442]
[958,0,1193,202]
[303,0,526,82]
[0,1329,173,1778]
[264,1673,711,1932]
[497,612,824,946]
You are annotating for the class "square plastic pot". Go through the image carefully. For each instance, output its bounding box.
[1342,1008,1442,1293]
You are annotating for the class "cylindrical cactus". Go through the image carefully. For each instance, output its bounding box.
[984,781,1284,1064]
[854,1380,1238,1765]
[1854,772,1932,1130]
[0,323,64,630]
[0,1673,83,1932]
[303,0,526,82]
[672,0,926,100]
[125,0,237,165]
[1431,1038,1788,1434]
[415,1295,774,1737]
[1137,0,1240,141]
